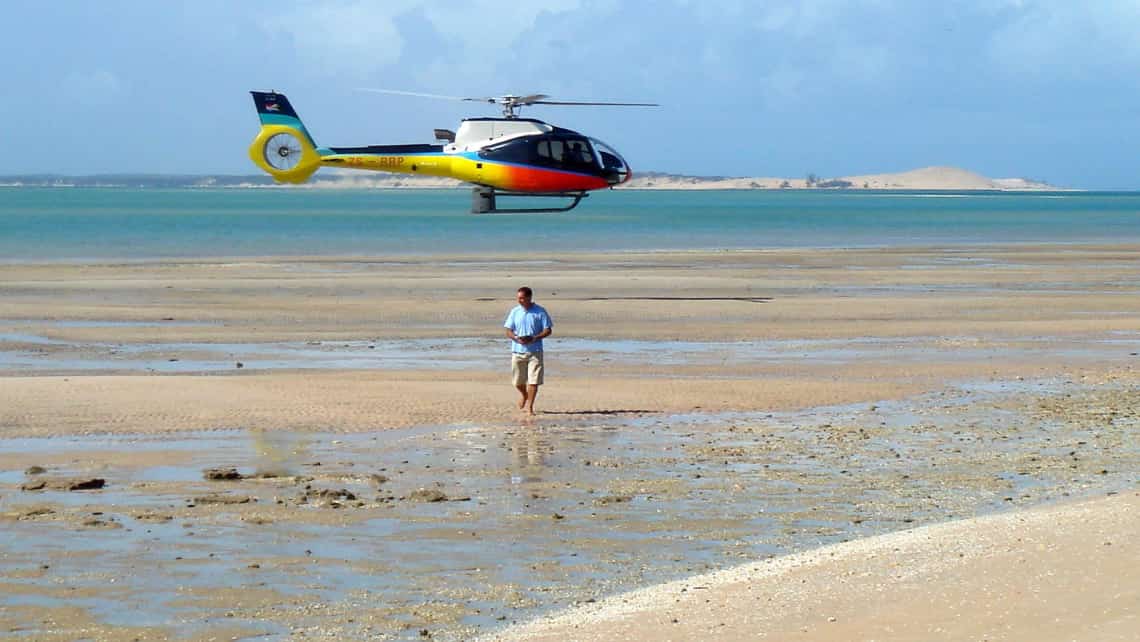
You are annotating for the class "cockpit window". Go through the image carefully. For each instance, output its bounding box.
[535,139,565,164]
[599,151,622,170]
[479,137,534,164]
[481,135,599,173]
[563,140,595,168]
[590,137,629,185]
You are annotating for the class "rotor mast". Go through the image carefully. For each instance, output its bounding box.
[475,94,549,119]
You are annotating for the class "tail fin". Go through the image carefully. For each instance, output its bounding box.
[248,91,321,183]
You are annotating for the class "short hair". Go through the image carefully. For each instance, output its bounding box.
[517,286,533,298]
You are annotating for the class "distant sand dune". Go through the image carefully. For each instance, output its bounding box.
[621,165,1058,191]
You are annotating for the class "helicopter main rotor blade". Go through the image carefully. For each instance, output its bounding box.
[355,88,473,102]
[356,88,659,115]
[512,94,551,105]
[532,100,660,107]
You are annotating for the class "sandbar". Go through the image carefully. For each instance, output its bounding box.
[0,244,1137,639]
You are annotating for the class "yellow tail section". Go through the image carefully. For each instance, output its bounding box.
[248,124,322,184]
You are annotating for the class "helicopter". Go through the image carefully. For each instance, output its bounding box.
[248,89,657,213]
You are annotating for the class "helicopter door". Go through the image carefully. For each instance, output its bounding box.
[561,139,597,173]
[534,137,598,174]
[478,136,536,184]
[534,139,564,169]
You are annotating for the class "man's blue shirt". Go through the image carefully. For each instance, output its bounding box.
[504,303,552,353]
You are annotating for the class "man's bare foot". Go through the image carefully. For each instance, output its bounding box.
[525,407,536,416]
[517,397,527,409]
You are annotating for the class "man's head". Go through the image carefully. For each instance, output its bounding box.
[517,286,533,308]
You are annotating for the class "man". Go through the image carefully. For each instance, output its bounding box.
[503,286,553,415]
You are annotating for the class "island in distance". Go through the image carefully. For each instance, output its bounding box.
[1,166,1059,191]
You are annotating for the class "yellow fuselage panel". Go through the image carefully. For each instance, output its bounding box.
[322,154,454,178]
[320,154,514,189]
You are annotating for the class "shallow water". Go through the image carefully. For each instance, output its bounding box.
[1,378,1135,639]
[2,334,1137,374]
[4,189,1140,261]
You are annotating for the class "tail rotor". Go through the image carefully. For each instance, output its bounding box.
[263,132,304,171]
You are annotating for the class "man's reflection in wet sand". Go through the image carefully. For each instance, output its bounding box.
[251,429,310,478]
[508,427,553,485]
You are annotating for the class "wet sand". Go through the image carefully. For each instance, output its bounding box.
[1,245,1138,639]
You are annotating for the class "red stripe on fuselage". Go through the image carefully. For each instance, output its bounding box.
[499,165,610,192]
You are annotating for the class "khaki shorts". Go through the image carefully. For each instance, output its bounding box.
[511,351,545,386]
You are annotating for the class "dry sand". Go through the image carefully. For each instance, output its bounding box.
[486,492,1139,642]
[3,245,1137,436]
[1,245,1137,639]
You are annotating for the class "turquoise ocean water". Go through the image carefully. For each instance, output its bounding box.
[1,187,1138,261]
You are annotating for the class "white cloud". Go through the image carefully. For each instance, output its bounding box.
[262,0,581,79]
[987,2,1140,75]
[229,0,1140,117]
[418,0,581,51]
[262,3,412,76]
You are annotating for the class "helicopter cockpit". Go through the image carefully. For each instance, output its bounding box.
[477,130,631,185]
[590,138,631,185]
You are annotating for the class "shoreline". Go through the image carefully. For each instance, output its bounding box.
[0,166,1072,191]
[0,183,1085,192]
[0,238,1136,268]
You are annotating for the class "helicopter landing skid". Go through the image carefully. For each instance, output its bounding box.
[471,187,587,214]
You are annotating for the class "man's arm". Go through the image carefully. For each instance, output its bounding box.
[535,309,553,339]
[504,307,521,342]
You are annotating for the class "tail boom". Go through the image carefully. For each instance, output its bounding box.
[319,144,455,180]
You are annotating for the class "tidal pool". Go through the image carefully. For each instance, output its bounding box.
[0,379,1136,640]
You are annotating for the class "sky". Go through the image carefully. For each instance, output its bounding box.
[1,0,1138,189]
